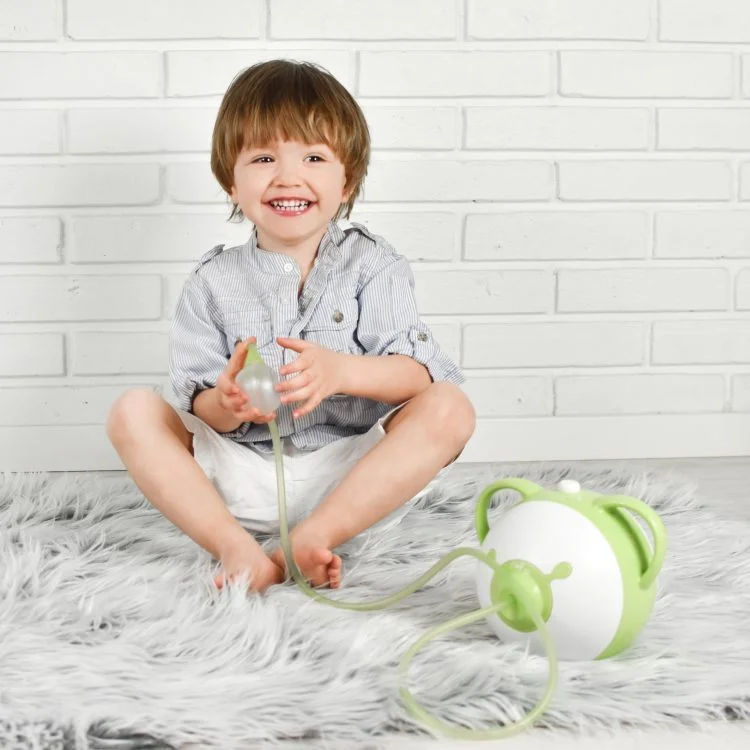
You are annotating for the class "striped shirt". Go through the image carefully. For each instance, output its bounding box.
[169,220,464,454]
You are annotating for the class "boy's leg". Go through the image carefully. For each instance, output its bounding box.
[271,381,475,572]
[106,387,283,592]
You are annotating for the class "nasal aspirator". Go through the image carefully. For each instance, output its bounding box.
[238,343,668,740]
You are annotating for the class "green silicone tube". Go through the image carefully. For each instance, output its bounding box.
[247,343,557,737]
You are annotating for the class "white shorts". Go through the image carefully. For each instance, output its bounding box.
[176,404,453,534]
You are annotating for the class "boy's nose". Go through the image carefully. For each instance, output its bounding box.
[273,164,302,187]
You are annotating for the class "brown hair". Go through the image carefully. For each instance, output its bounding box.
[211,59,370,221]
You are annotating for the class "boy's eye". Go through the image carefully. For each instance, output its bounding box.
[305,155,324,162]
[251,156,273,164]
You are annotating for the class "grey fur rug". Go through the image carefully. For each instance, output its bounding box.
[1,464,748,750]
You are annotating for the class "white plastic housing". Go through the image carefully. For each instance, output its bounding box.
[475,501,624,661]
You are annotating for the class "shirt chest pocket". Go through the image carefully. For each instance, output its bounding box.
[221,308,277,364]
[303,296,362,354]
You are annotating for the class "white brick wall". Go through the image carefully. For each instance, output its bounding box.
[1,1,749,470]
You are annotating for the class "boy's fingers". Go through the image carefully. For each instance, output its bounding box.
[276,336,310,353]
[227,337,255,378]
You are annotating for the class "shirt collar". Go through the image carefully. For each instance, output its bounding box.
[247,220,345,273]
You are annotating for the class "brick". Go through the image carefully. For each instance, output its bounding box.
[0,385,150,426]
[656,211,750,258]
[661,0,750,42]
[0,110,58,154]
[423,322,460,363]
[0,165,160,208]
[465,211,647,261]
[166,163,226,204]
[69,215,251,263]
[741,164,750,200]
[167,51,352,97]
[414,270,552,314]
[72,332,169,375]
[556,374,724,416]
[462,375,552,417]
[270,0,456,39]
[0,0,58,40]
[652,321,750,364]
[560,52,732,98]
[0,218,61,264]
[658,109,750,151]
[67,0,260,39]
[363,160,552,202]
[558,268,728,313]
[558,161,732,201]
[744,57,750,97]
[737,269,750,309]
[468,0,649,40]
[67,107,215,154]
[0,426,121,471]
[358,52,550,97]
[363,106,457,150]
[465,414,750,462]
[0,334,64,377]
[463,322,643,368]
[348,213,456,262]
[0,52,161,99]
[465,106,648,150]
[0,276,161,322]
[732,375,750,411]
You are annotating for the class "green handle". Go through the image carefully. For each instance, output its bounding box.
[475,478,541,544]
[594,495,667,590]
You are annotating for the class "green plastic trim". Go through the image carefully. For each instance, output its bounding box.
[475,478,541,543]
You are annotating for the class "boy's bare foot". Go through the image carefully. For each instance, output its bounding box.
[272,541,342,589]
[214,541,285,593]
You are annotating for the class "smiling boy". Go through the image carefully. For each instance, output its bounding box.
[107,60,475,593]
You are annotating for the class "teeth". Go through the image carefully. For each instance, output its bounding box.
[271,200,310,210]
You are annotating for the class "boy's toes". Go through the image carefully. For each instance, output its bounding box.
[292,546,334,587]
[329,555,342,589]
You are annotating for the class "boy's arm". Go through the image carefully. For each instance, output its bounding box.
[348,249,464,401]
[170,268,250,436]
[337,353,432,404]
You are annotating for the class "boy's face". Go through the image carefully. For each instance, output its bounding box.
[230,139,350,252]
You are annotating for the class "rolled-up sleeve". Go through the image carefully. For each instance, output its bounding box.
[169,271,230,412]
[356,251,464,385]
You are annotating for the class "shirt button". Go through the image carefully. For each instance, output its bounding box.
[332,309,344,323]
[283,262,293,273]
[417,332,428,342]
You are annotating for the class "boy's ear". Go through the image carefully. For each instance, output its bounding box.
[230,185,238,202]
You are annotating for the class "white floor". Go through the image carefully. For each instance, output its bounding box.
[382,457,750,750]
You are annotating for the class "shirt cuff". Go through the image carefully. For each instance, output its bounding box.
[376,326,465,385]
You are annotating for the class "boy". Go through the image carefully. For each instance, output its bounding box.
[106,60,475,593]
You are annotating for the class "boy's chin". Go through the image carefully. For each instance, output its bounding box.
[254,218,332,246]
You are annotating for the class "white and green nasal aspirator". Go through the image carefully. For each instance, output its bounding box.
[240,343,668,740]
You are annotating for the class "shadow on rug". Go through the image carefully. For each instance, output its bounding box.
[0,464,748,750]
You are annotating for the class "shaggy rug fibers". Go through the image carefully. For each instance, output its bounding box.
[0,464,748,750]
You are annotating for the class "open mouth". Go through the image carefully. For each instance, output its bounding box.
[266,199,314,216]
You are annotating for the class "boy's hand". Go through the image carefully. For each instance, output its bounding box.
[275,337,345,418]
[216,337,276,424]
